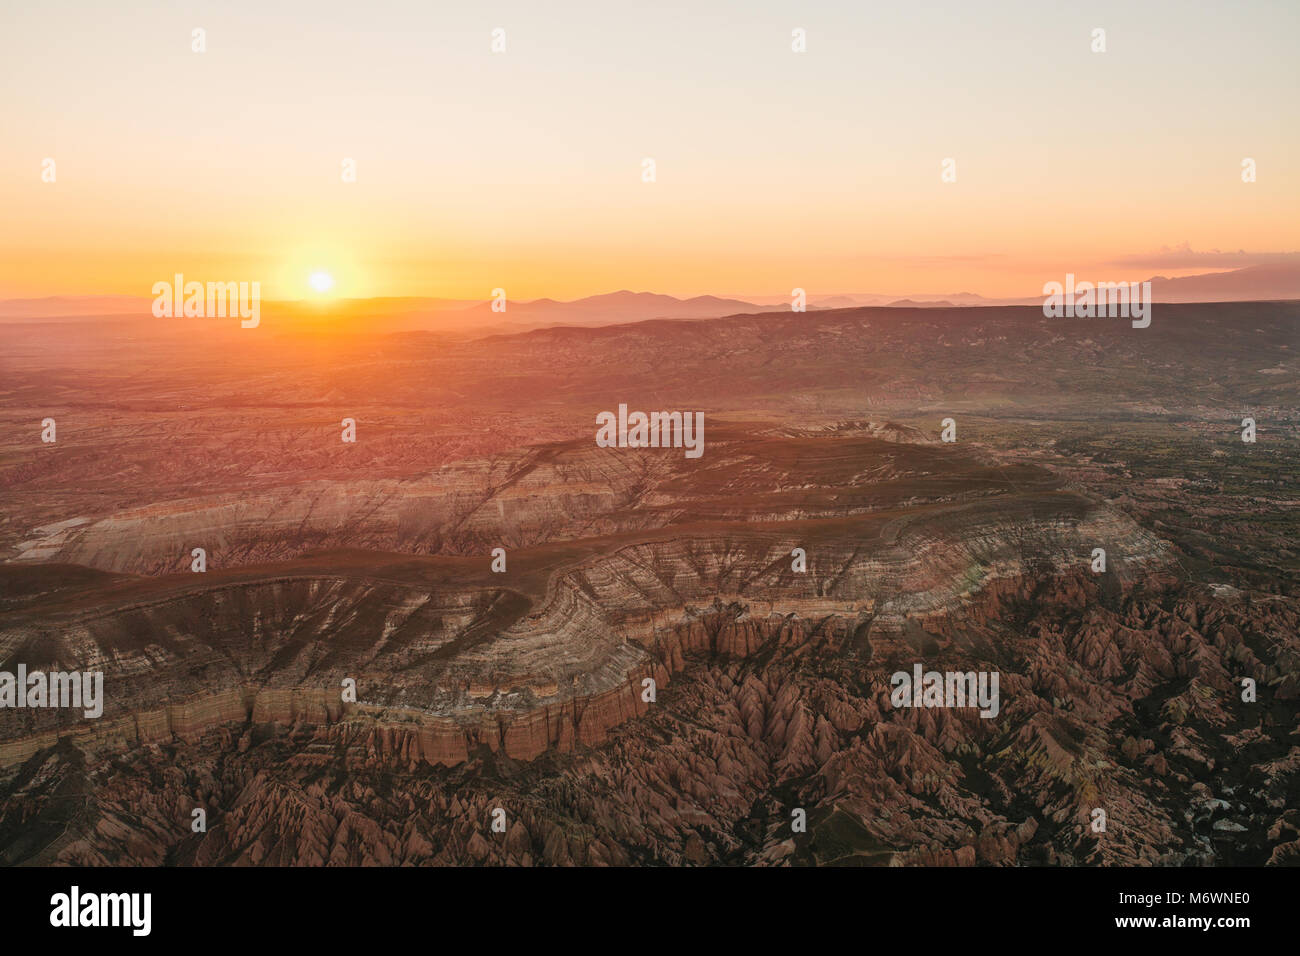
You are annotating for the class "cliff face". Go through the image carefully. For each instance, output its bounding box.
[0,480,1166,770]
[2,572,1295,867]
[8,425,1065,575]
[1,420,1295,867]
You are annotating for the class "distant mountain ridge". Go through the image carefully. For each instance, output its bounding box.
[3,262,1297,324]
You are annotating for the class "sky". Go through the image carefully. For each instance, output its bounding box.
[2,0,1297,301]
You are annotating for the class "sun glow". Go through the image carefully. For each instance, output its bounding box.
[309,271,335,294]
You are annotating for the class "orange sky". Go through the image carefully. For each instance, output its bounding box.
[2,1,1297,301]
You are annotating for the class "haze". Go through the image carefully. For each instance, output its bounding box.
[2,0,1297,301]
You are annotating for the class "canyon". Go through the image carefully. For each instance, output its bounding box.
[0,301,1295,866]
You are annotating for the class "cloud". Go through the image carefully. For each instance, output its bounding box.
[1107,245,1300,270]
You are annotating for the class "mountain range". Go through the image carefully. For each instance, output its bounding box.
[3,262,1298,329]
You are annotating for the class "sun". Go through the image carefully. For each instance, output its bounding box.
[308,270,335,294]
